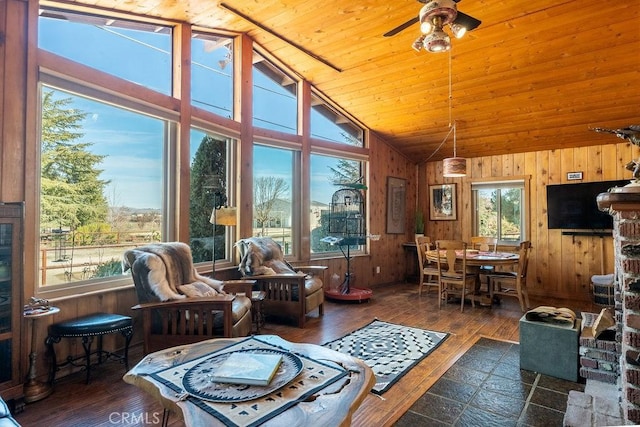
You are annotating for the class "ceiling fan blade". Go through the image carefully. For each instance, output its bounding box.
[453,11,481,31]
[383,16,419,37]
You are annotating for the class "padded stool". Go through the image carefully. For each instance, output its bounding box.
[46,313,133,384]
[519,314,581,381]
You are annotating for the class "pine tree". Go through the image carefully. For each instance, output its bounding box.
[189,135,226,262]
[40,91,109,231]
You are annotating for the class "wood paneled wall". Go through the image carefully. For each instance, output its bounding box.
[421,142,639,302]
[311,131,417,287]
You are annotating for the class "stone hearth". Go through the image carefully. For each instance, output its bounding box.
[597,189,640,423]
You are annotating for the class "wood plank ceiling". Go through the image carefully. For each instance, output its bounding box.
[60,0,640,162]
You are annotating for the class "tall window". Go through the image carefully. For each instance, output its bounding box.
[472,180,527,244]
[253,145,295,255]
[39,86,167,287]
[189,129,234,265]
[191,33,234,117]
[310,155,364,254]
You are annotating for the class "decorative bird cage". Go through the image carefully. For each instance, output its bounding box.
[328,188,366,245]
[324,187,372,301]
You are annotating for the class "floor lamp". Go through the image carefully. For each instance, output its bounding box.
[209,205,237,278]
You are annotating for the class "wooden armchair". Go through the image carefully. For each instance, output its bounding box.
[236,237,327,328]
[124,242,254,354]
[132,295,236,354]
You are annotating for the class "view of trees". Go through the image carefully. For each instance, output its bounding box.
[476,188,522,241]
[40,91,157,285]
[189,135,227,263]
[39,89,366,281]
[254,176,289,236]
[40,91,110,231]
[329,159,362,185]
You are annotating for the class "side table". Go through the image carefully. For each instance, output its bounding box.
[23,306,59,403]
[251,290,266,333]
[123,335,375,426]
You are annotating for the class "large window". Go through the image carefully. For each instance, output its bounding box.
[189,129,234,265]
[253,145,295,255]
[34,3,369,296]
[39,85,167,287]
[472,180,527,244]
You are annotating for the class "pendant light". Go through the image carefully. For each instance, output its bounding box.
[442,123,466,177]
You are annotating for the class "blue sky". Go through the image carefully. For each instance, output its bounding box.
[40,14,351,209]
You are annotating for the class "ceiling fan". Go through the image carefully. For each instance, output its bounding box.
[383,0,481,53]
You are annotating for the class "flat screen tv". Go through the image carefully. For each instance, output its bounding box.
[546,180,629,230]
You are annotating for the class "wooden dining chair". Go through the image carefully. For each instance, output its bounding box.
[415,236,440,296]
[471,236,498,291]
[435,240,477,312]
[487,241,532,311]
[470,236,498,253]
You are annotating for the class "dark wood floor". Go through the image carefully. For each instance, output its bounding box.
[13,281,599,427]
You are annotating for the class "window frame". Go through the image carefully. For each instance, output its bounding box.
[35,77,179,298]
[471,176,531,246]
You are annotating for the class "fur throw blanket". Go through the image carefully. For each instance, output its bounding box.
[123,242,224,302]
[236,237,296,276]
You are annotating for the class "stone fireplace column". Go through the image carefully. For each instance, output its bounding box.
[598,190,640,424]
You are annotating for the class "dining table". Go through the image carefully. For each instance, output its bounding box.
[426,249,519,268]
[123,335,375,427]
[425,249,520,298]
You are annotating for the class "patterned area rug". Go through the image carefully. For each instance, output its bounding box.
[323,319,449,394]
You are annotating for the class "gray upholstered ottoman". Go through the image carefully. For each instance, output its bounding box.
[519,314,581,381]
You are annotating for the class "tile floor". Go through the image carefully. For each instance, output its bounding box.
[394,337,586,427]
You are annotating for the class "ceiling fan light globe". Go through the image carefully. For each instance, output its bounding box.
[424,29,451,52]
[450,23,467,38]
[420,20,433,34]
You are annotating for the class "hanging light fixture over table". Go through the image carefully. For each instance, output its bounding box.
[442,122,466,177]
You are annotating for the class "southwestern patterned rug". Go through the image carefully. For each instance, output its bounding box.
[322,319,449,394]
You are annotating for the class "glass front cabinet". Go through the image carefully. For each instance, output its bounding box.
[0,203,23,401]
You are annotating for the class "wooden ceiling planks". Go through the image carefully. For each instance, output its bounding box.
[60,0,639,162]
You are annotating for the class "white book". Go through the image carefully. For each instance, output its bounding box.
[212,352,283,386]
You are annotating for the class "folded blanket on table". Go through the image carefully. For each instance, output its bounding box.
[525,306,576,328]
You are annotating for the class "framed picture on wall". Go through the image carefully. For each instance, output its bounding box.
[429,183,457,221]
[386,176,406,234]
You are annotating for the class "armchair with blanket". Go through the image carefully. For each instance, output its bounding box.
[236,237,327,328]
[123,242,253,354]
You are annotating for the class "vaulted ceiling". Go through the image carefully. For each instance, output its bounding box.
[61,0,639,162]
